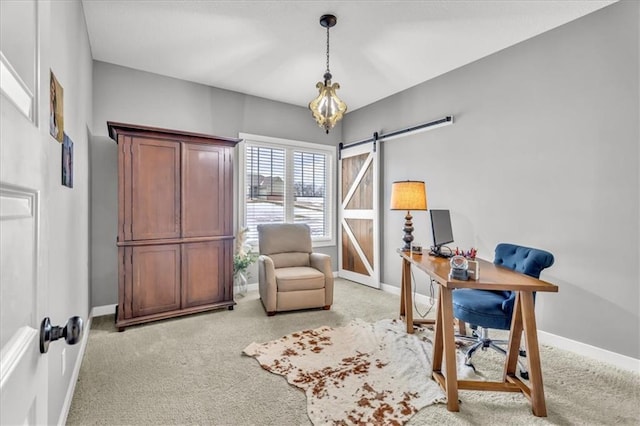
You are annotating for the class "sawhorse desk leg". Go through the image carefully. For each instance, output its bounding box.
[431,287,460,411]
[521,291,547,416]
[401,257,413,334]
[503,291,548,416]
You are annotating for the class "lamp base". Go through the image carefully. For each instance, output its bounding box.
[401,211,414,252]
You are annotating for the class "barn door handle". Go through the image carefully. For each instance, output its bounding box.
[39,316,83,354]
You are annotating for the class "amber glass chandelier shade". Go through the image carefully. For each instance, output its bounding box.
[390,181,428,211]
[309,80,347,134]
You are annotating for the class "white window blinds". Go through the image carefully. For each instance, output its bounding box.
[245,146,285,242]
[293,151,326,238]
[240,135,335,246]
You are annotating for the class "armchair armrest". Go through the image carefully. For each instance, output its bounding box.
[310,253,334,306]
[258,255,277,313]
[310,252,331,275]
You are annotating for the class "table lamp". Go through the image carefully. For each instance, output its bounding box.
[390,180,428,251]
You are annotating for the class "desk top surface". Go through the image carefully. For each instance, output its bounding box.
[399,250,558,292]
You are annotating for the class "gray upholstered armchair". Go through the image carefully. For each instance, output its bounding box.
[257,223,333,316]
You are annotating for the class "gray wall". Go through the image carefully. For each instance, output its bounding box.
[46,3,93,422]
[343,0,639,359]
[90,61,341,307]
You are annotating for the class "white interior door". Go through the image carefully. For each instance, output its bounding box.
[338,142,380,288]
[0,1,47,421]
[0,184,47,425]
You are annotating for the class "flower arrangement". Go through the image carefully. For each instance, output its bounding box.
[233,228,258,278]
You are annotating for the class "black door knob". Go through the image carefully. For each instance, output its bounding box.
[39,316,84,354]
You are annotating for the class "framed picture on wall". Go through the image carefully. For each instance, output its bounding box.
[49,70,64,142]
[62,133,73,188]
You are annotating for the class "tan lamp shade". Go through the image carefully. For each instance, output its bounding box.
[390,181,428,211]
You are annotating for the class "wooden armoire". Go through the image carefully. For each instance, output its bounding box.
[108,122,239,331]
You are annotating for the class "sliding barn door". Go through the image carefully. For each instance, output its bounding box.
[338,143,380,288]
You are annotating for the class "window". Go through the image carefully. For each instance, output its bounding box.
[239,133,336,247]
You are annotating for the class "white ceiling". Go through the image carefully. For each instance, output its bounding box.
[82,0,616,112]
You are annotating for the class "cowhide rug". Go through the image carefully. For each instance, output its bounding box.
[243,318,477,425]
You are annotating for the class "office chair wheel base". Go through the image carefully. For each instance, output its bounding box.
[519,349,527,357]
[519,370,529,380]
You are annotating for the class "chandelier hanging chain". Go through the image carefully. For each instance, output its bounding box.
[325,26,331,76]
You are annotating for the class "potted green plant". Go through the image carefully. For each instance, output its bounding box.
[233,228,258,295]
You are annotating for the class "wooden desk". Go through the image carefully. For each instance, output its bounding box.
[398,250,558,417]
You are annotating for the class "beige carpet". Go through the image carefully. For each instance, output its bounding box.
[67,279,640,425]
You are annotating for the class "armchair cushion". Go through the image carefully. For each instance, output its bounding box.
[275,267,325,292]
[269,252,310,268]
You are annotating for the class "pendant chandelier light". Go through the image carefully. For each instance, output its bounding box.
[308,14,347,134]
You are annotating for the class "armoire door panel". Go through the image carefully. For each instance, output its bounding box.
[182,240,232,308]
[132,244,181,317]
[130,138,181,240]
[182,144,230,237]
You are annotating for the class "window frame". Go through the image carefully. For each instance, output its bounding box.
[238,133,336,248]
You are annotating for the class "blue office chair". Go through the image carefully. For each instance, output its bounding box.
[452,243,554,379]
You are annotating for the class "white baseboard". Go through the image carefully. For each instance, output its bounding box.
[380,281,436,307]
[537,330,639,373]
[57,314,93,426]
[379,281,639,373]
[91,303,117,317]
